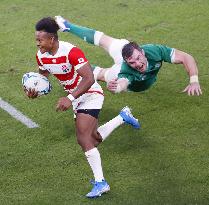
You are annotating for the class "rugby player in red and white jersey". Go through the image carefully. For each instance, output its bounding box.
[24,17,140,198]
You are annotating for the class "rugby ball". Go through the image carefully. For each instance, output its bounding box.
[22,72,52,96]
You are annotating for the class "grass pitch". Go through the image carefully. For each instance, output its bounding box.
[0,0,209,204]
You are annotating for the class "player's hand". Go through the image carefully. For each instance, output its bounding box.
[182,82,202,96]
[24,88,39,99]
[56,97,72,111]
[107,79,118,93]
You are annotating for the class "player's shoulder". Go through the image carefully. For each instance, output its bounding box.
[141,44,174,62]
[59,41,75,51]
[141,44,170,55]
[141,43,172,51]
[141,43,161,50]
[36,41,76,58]
[59,41,84,53]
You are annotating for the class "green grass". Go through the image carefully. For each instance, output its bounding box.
[0,0,209,204]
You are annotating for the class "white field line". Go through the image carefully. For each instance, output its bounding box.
[0,97,39,128]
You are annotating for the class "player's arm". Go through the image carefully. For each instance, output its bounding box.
[56,47,94,111]
[72,62,95,97]
[172,49,202,96]
[56,62,94,111]
[107,78,129,93]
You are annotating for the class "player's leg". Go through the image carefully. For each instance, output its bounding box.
[92,65,120,82]
[75,113,100,151]
[55,16,129,62]
[74,92,110,198]
[74,92,140,198]
[95,106,140,143]
[55,15,115,52]
[91,37,129,82]
[75,112,110,198]
[55,16,129,83]
[75,107,140,198]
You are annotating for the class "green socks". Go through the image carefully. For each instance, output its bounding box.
[65,21,96,44]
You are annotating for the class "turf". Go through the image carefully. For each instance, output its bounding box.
[0,0,209,204]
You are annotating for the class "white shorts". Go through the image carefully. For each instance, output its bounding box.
[102,38,130,82]
[93,39,129,83]
[108,39,129,64]
[72,92,104,112]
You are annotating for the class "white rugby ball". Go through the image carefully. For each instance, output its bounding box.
[22,72,52,96]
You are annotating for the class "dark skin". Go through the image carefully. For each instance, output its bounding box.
[25,30,103,151]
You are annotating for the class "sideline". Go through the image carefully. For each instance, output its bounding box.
[0,97,39,128]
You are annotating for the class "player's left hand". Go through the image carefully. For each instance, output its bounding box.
[182,82,202,96]
[56,97,72,111]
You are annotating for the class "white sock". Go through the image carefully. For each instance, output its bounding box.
[85,147,104,182]
[98,115,124,141]
[94,31,104,46]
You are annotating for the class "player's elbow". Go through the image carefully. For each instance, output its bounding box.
[181,53,195,64]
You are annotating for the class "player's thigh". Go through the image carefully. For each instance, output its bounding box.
[99,34,115,52]
[73,93,104,142]
[75,113,98,141]
[99,36,129,64]
[108,39,130,64]
[76,112,98,130]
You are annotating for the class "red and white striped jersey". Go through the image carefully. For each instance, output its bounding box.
[36,41,103,95]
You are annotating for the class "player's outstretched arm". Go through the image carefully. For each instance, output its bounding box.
[107,78,129,93]
[173,49,202,96]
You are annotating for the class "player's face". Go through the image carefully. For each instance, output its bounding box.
[35,31,54,54]
[126,49,147,73]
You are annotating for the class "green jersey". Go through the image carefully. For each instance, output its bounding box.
[118,44,174,92]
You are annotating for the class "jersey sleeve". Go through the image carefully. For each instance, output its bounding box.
[68,47,88,70]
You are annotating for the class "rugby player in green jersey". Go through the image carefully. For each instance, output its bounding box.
[55,16,202,96]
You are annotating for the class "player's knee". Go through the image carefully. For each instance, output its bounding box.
[76,135,97,151]
[98,33,115,51]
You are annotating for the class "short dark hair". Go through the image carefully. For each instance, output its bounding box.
[35,17,59,39]
[122,42,142,60]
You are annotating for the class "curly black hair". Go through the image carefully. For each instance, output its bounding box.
[35,17,59,38]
